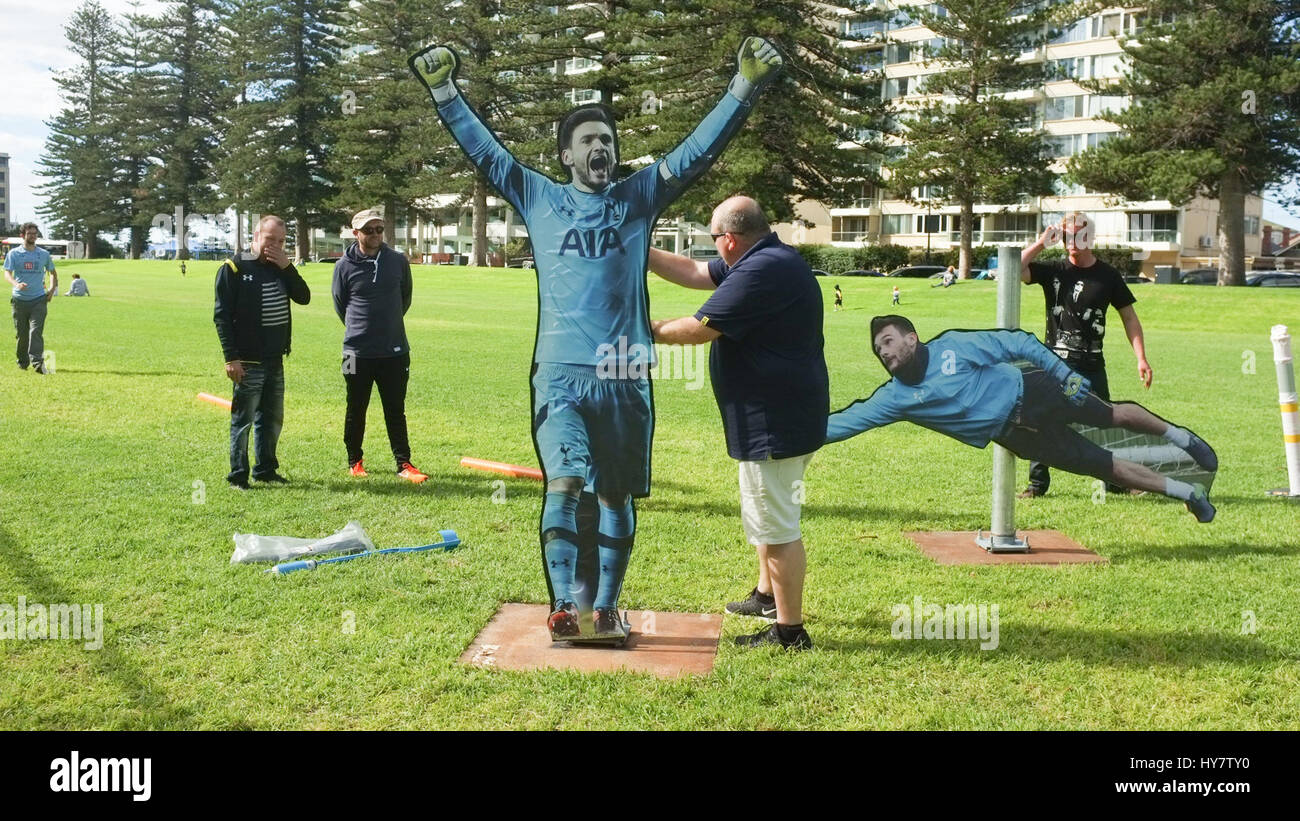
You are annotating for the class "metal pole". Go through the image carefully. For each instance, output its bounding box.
[1270,325,1300,496]
[976,246,1030,552]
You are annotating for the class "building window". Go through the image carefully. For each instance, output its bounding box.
[1095,13,1123,38]
[1244,215,1260,235]
[888,42,912,64]
[885,76,911,99]
[858,49,885,72]
[882,214,910,234]
[1044,95,1085,120]
[1091,54,1125,79]
[1087,95,1128,117]
[1048,57,1086,81]
[833,216,871,242]
[847,18,886,38]
[1128,212,1177,242]
[916,214,944,233]
[1051,17,1091,44]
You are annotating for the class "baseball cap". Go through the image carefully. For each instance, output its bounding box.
[351,209,385,230]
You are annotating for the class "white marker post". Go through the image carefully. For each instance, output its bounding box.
[976,246,1031,552]
[1270,325,1300,497]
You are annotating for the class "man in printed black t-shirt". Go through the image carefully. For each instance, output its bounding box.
[1020,211,1152,498]
[213,215,311,490]
[649,195,828,651]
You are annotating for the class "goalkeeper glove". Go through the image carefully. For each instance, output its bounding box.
[729,36,783,102]
[409,45,459,104]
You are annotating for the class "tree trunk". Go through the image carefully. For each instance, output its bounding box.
[1217,170,1246,286]
[129,225,144,259]
[959,199,973,278]
[384,199,397,247]
[295,216,311,262]
[473,171,489,267]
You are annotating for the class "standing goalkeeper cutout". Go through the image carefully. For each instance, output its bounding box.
[411,38,783,640]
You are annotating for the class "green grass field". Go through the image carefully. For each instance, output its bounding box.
[1,259,1297,729]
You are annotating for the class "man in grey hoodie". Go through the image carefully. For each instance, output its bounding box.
[332,209,427,483]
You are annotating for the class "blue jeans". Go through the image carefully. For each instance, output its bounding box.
[12,297,47,369]
[228,359,285,481]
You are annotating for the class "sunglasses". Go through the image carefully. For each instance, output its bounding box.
[710,232,729,241]
[358,225,384,235]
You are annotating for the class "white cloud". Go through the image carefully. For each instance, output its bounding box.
[0,0,164,224]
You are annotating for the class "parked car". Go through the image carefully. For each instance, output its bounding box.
[1179,268,1219,284]
[1246,271,1300,287]
[842,269,884,277]
[1123,273,1152,284]
[887,265,947,278]
[505,256,534,269]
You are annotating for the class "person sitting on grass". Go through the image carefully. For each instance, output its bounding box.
[826,315,1218,522]
[66,274,89,296]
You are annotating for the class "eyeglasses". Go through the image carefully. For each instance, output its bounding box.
[359,225,384,235]
[710,232,729,241]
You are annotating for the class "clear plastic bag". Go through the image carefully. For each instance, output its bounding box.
[230,520,374,564]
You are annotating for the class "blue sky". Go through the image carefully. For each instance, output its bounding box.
[4,0,1297,233]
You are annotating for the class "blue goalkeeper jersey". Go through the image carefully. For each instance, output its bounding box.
[436,91,755,367]
[826,329,1075,448]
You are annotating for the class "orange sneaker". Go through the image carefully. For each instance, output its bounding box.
[397,462,428,484]
[349,460,368,477]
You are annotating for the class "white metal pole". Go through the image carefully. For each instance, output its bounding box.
[1270,325,1300,496]
[978,246,1030,551]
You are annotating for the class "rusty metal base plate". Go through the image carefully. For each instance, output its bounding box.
[906,530,1105,566]
[461,603,724,678]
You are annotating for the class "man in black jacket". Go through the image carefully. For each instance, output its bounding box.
[332,209,427,483]
[213,215,311,489]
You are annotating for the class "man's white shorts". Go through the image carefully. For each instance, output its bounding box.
[738,453,813,547]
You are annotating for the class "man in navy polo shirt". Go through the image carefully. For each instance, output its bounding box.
[4,222,58,374]
[649,196,828,650]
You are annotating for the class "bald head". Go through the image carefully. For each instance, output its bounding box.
[710,196,770,241]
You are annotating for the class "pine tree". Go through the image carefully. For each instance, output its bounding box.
[882,0,1061,277]
[36,0,120,257]
[517,1,891,226]
[329,0,449,253]
[1067,0,1300,285]
[105,2,166,258]
[214,0,346,260]
[144,0,225,259]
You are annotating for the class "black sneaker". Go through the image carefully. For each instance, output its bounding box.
[253,472,290,484]
[1185,483,1216,523]
[227,476,250,491]
[547,601,581,639]
[1183,432,1219,473]
[32,364,46,375]
[734,623,813,651]
[1017,486,1046,499]
[594,607,625,637]
[725,587,777,620]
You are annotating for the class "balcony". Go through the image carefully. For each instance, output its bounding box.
[1127,229,1178,243]
[831,231,876,243]
[947,230,1040,244]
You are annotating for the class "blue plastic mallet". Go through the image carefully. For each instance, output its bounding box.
[267,529,460,576]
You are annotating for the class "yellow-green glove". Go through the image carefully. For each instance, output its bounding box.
[409,45,459,103]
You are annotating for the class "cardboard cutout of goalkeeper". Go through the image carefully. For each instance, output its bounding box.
[828,316,1219,522]
[410,38,783,641]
